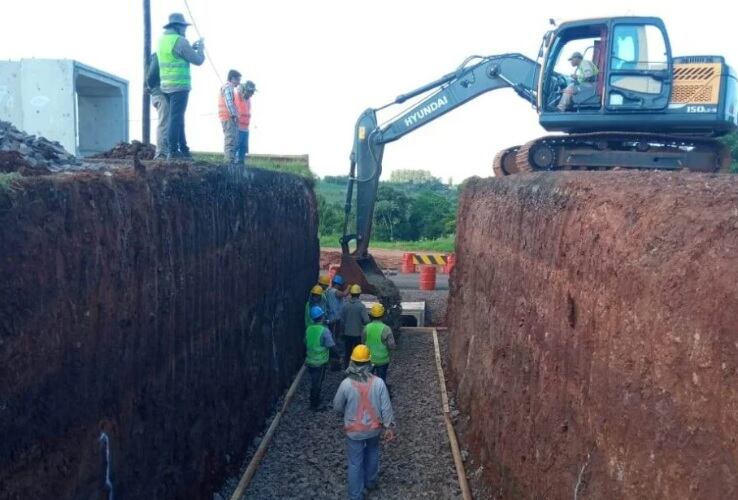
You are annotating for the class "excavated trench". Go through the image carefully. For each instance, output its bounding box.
[0,161,318,499]
[448,172,738,499]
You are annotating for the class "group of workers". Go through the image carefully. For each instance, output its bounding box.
[305,273,397,500]
[147,13,256,165]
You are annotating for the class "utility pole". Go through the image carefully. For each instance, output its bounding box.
[142,0,151,144]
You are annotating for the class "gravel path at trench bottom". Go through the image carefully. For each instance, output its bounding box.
[237,329,462,500]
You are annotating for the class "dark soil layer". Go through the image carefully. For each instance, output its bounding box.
[229,330,462,499]
[448,172,738,499]
[0,163,319,499]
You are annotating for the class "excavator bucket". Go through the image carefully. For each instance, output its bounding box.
[339,251,402,332]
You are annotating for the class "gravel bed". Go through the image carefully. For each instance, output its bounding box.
[224,330,462,500]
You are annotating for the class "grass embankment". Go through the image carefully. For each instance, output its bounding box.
[319,234,455,253]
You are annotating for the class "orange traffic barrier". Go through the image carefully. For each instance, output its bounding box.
[402,252,416,273]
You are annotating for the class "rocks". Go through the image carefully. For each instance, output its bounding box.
[91,140,156,160]
[223,331,463,499]
[0,120,78,173]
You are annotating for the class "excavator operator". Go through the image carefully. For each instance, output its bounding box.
[557,51,599,112]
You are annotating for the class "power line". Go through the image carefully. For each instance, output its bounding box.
[182,0,223,84]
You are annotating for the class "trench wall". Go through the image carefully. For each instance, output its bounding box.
[0,164,318,499]
[448,172,738,499]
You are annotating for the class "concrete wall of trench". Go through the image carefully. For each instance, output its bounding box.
[448,172,738,499]
[0,165,318,498]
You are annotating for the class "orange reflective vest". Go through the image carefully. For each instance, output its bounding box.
[218,83,237,122]
[234,92,251,130]
[344,377,382,434]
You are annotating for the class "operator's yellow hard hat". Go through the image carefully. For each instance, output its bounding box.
[350,284,362,295]
[318,275,331,286]
[310,285,323,296]
[369,303,385,318]
[351,344,371,363]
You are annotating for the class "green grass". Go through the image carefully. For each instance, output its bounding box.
[320,234,455,253]
[192,152,315,184]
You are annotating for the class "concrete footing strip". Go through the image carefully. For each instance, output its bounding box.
[230,365,307,500]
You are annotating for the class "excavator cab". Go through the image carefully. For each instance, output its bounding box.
[539,17,674,119]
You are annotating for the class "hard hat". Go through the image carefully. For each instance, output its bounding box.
[309,306,325,321]
[351,344,371,363]
[350,284,362,295]
[369,303,385,318]
[310,285,323,296]
[333,275,345,286]
[318,275,331,286]
[568,51,583,61]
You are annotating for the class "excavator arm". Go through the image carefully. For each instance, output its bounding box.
[337,53,539,327]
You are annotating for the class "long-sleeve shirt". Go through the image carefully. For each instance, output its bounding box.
[341,298,369,337]
[325,287,344,323]
[146,54,160,90]
[220,83,238,119]
[361,322,396,350]
[158,29,206,93]
[333,375,394,440]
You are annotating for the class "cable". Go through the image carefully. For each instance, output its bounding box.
[182,0,223,83]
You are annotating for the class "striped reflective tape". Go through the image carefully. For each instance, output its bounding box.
[412,254,448,265]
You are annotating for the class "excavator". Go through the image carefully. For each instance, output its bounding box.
[339,16,738,326]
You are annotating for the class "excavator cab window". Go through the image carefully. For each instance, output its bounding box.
[605,23,672,110]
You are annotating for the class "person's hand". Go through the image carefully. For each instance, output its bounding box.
[383,428,396,443]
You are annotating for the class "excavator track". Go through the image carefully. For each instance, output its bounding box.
[492,145,522,176]
[511,131,732,174]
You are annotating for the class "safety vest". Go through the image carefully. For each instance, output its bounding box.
[344,377,382,434]
[218,84,237,122]
[576,60,599,84]
[157,33,191,92]
[234,91,252,130]
[305,324,329,367]
[366,321,389,366]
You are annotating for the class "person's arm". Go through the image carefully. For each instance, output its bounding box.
[376,379,396,440]
[322,328,339,358]
[383,326,396,350]
[173,37,205,65]
[333,380,348,413]
[223,86,238,119]
[361,307,370,325]
[146,54,160,90]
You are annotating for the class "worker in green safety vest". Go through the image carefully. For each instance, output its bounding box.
[361,303,396,387]
[305,306,338,411]
[156,13,205,160]
[305,285,327,328]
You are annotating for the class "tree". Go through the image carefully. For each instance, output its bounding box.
[372,185,410,241]
[389,169,439,184]
[317,194,344,236]
[723,132,738,173]
[406,190,455,240]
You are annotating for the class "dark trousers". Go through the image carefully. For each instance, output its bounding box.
[308,364,327,409]
[343,335,361,369]
[236,130,249,163]
[372,364,388,383]
[166,91,190,156]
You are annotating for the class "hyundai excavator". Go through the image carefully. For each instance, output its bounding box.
[339,16,738,325]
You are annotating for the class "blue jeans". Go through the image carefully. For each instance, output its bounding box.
[347,435,380,500]
[236,130,249,163]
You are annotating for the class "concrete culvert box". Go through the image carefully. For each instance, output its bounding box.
[0,59,128,156]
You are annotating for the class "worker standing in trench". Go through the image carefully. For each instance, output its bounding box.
[334,344,396,500]
[361,304,396,389]
[305,306,339,411]
[341,284,370,369]
[305,285,327,328]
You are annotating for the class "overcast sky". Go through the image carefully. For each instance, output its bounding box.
[3,0,736,182]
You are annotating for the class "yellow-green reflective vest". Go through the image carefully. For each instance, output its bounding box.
[158,33,191,92]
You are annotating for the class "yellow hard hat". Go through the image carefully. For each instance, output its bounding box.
[350,284,362,295]
[310,285,323,296]
[369,303,385,318]
[318,275,331,286]
[351,344,371,363]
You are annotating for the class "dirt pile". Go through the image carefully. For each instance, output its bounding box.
[448,172,738,499]
[0,161,319,498]
[91,140,156,160]
[0,120,78,174]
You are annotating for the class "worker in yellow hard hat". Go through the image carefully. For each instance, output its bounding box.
[318,274,331,291]
[362,303,396,387]
[340,284,370,369]
[305,285,327,328]
[333,344,396,499]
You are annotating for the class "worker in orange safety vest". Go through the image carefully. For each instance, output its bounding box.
[234,80,255,165]
[333,344,395,500]
[218,69,242,164]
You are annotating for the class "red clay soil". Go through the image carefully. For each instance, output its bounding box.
[0,162,319,499]
[320,247,406,270]
[448,172,738,499]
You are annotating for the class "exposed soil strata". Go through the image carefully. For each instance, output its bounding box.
[448,172,738,499]
[0,162,318,499]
